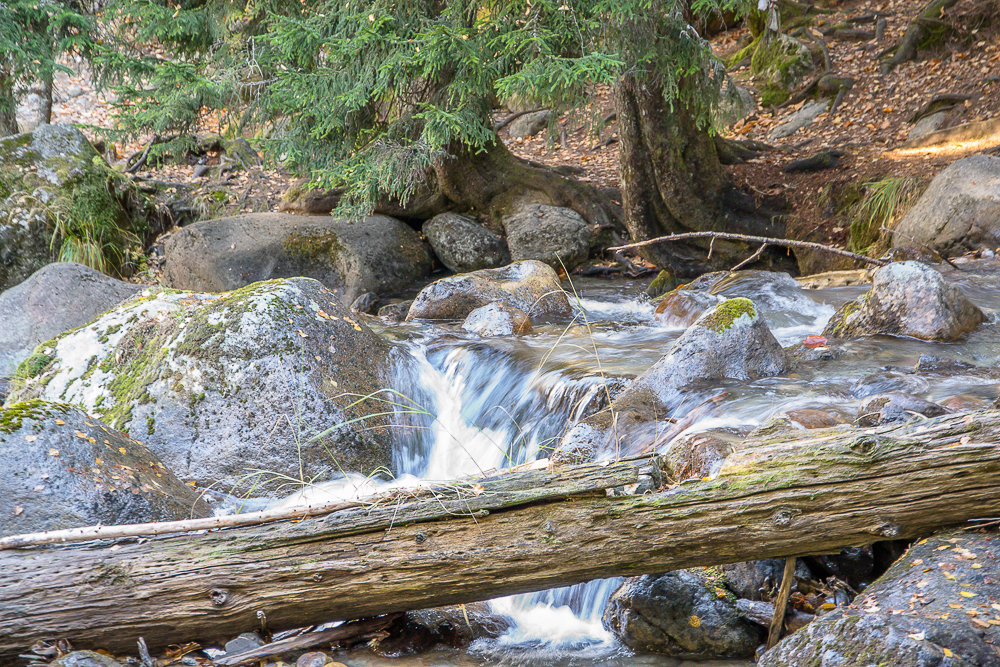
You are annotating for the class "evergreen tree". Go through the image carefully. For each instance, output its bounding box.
[99,0,780,273]
[0,0,94,135]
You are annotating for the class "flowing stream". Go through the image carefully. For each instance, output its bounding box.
[276,261,1000,665]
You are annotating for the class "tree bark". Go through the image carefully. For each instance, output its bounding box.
[434,140,624,238]
[614,73,788,275]
[3,411,1000,660]
[0,74,18,137]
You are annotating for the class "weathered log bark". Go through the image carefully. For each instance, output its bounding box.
[3,411,1000,661]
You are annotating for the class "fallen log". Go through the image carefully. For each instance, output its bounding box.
[3,411,1000,661]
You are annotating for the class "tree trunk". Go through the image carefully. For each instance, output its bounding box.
[434,140,624,239]
[614,73,787,275]
[0,74,18,137]
[37,73,53,126]
[3,411,1000,660]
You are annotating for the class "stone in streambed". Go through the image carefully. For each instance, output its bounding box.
[823,261,983,341]
[603,570,764,658]
[406,260,572,321]
[856,393,949,426]
[0,400,208,537]
[462,302,533,336]
[49,652,125,667]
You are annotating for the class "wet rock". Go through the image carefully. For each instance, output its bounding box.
[350,291,379,314]
[914,354,980,375]
[0,400,208,537]
[0,124,149,291]
[6,278,393,494]
[653,289,724,328]
[645,269,679,298]
[224,632,265,655]
[940,394,991,412]
[784,407,850,429]
[759,530,1000,666]
[614,298,788,413]
[163,213,433,303]
[0,263,142,377]
[374,603,511,656]
[768,100,827,140]
[603,570,764,658]
[804,547,876,593]
[892,155,1000,257]
[377,300,412,323]
[856,393,949,426]
[822,261,984,341]
[296,652,333,667]
[422,212,510,273]
[49,651,124,667]
[462,302,533,336]
[508,110,552,139]
[851,369,928,398]
[406,260,572,321]
[502,204,591,271]
[661,429,741,480]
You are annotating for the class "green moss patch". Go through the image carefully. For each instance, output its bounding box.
[0,399,70,434]
[700,297,757,333]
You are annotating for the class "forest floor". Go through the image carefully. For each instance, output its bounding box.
[17,0,1000,276]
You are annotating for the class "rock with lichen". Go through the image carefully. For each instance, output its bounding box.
[502,204,592,271]
[5,278,394,493]
[822,261,984,341]
[603,570,764,659]
[406,260,572,321]
[163,212,433,303]
[0,400,209,537]
[759,530,1000,666]
[0,124,152,290]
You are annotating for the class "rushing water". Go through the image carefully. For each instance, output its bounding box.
[273,260,1000,665]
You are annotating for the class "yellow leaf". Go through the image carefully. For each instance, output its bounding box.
[48,448,59,456]
[960,591,976,598]
[944,648,954,657]
[688,615,701,627]
[949,603,962,608]
[118,447,127,455]
[54,419,65,425]
[972,563,982,569]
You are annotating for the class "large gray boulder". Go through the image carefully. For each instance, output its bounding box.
[508,110,552,139]
[422,212,510,273]
[502,204,591,271]
[0,124,149,290]
[0,263,141,378]
[163,213,433,303]
[823,261,984,341]
[760,530,1000,666]
[892,155,1000,257]
[603,570,764,659]
[1,400,209,537]
[406,260,572,321]
[5,278,394,493]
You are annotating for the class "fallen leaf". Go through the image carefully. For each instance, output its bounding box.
[960,591,977,598]
[13,506,23,516]
[907,631,925,641]
[803,334,827,349]
[48,448,59,456]
[689,615,701,627]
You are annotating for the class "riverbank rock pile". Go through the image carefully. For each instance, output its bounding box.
[5,278,394,493]
[823,261,984,341]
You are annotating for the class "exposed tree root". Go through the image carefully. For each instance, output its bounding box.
[881,0,959,74]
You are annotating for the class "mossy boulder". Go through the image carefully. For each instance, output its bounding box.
[822,261,984,341]
[760,530,1000,666]
[406,260,572,321]
[0,263,141,378]
[163,213,433,303]
[0,400,209,537]
[603,570,764,659]
[0,124,151,290]
[5,278,394,494]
